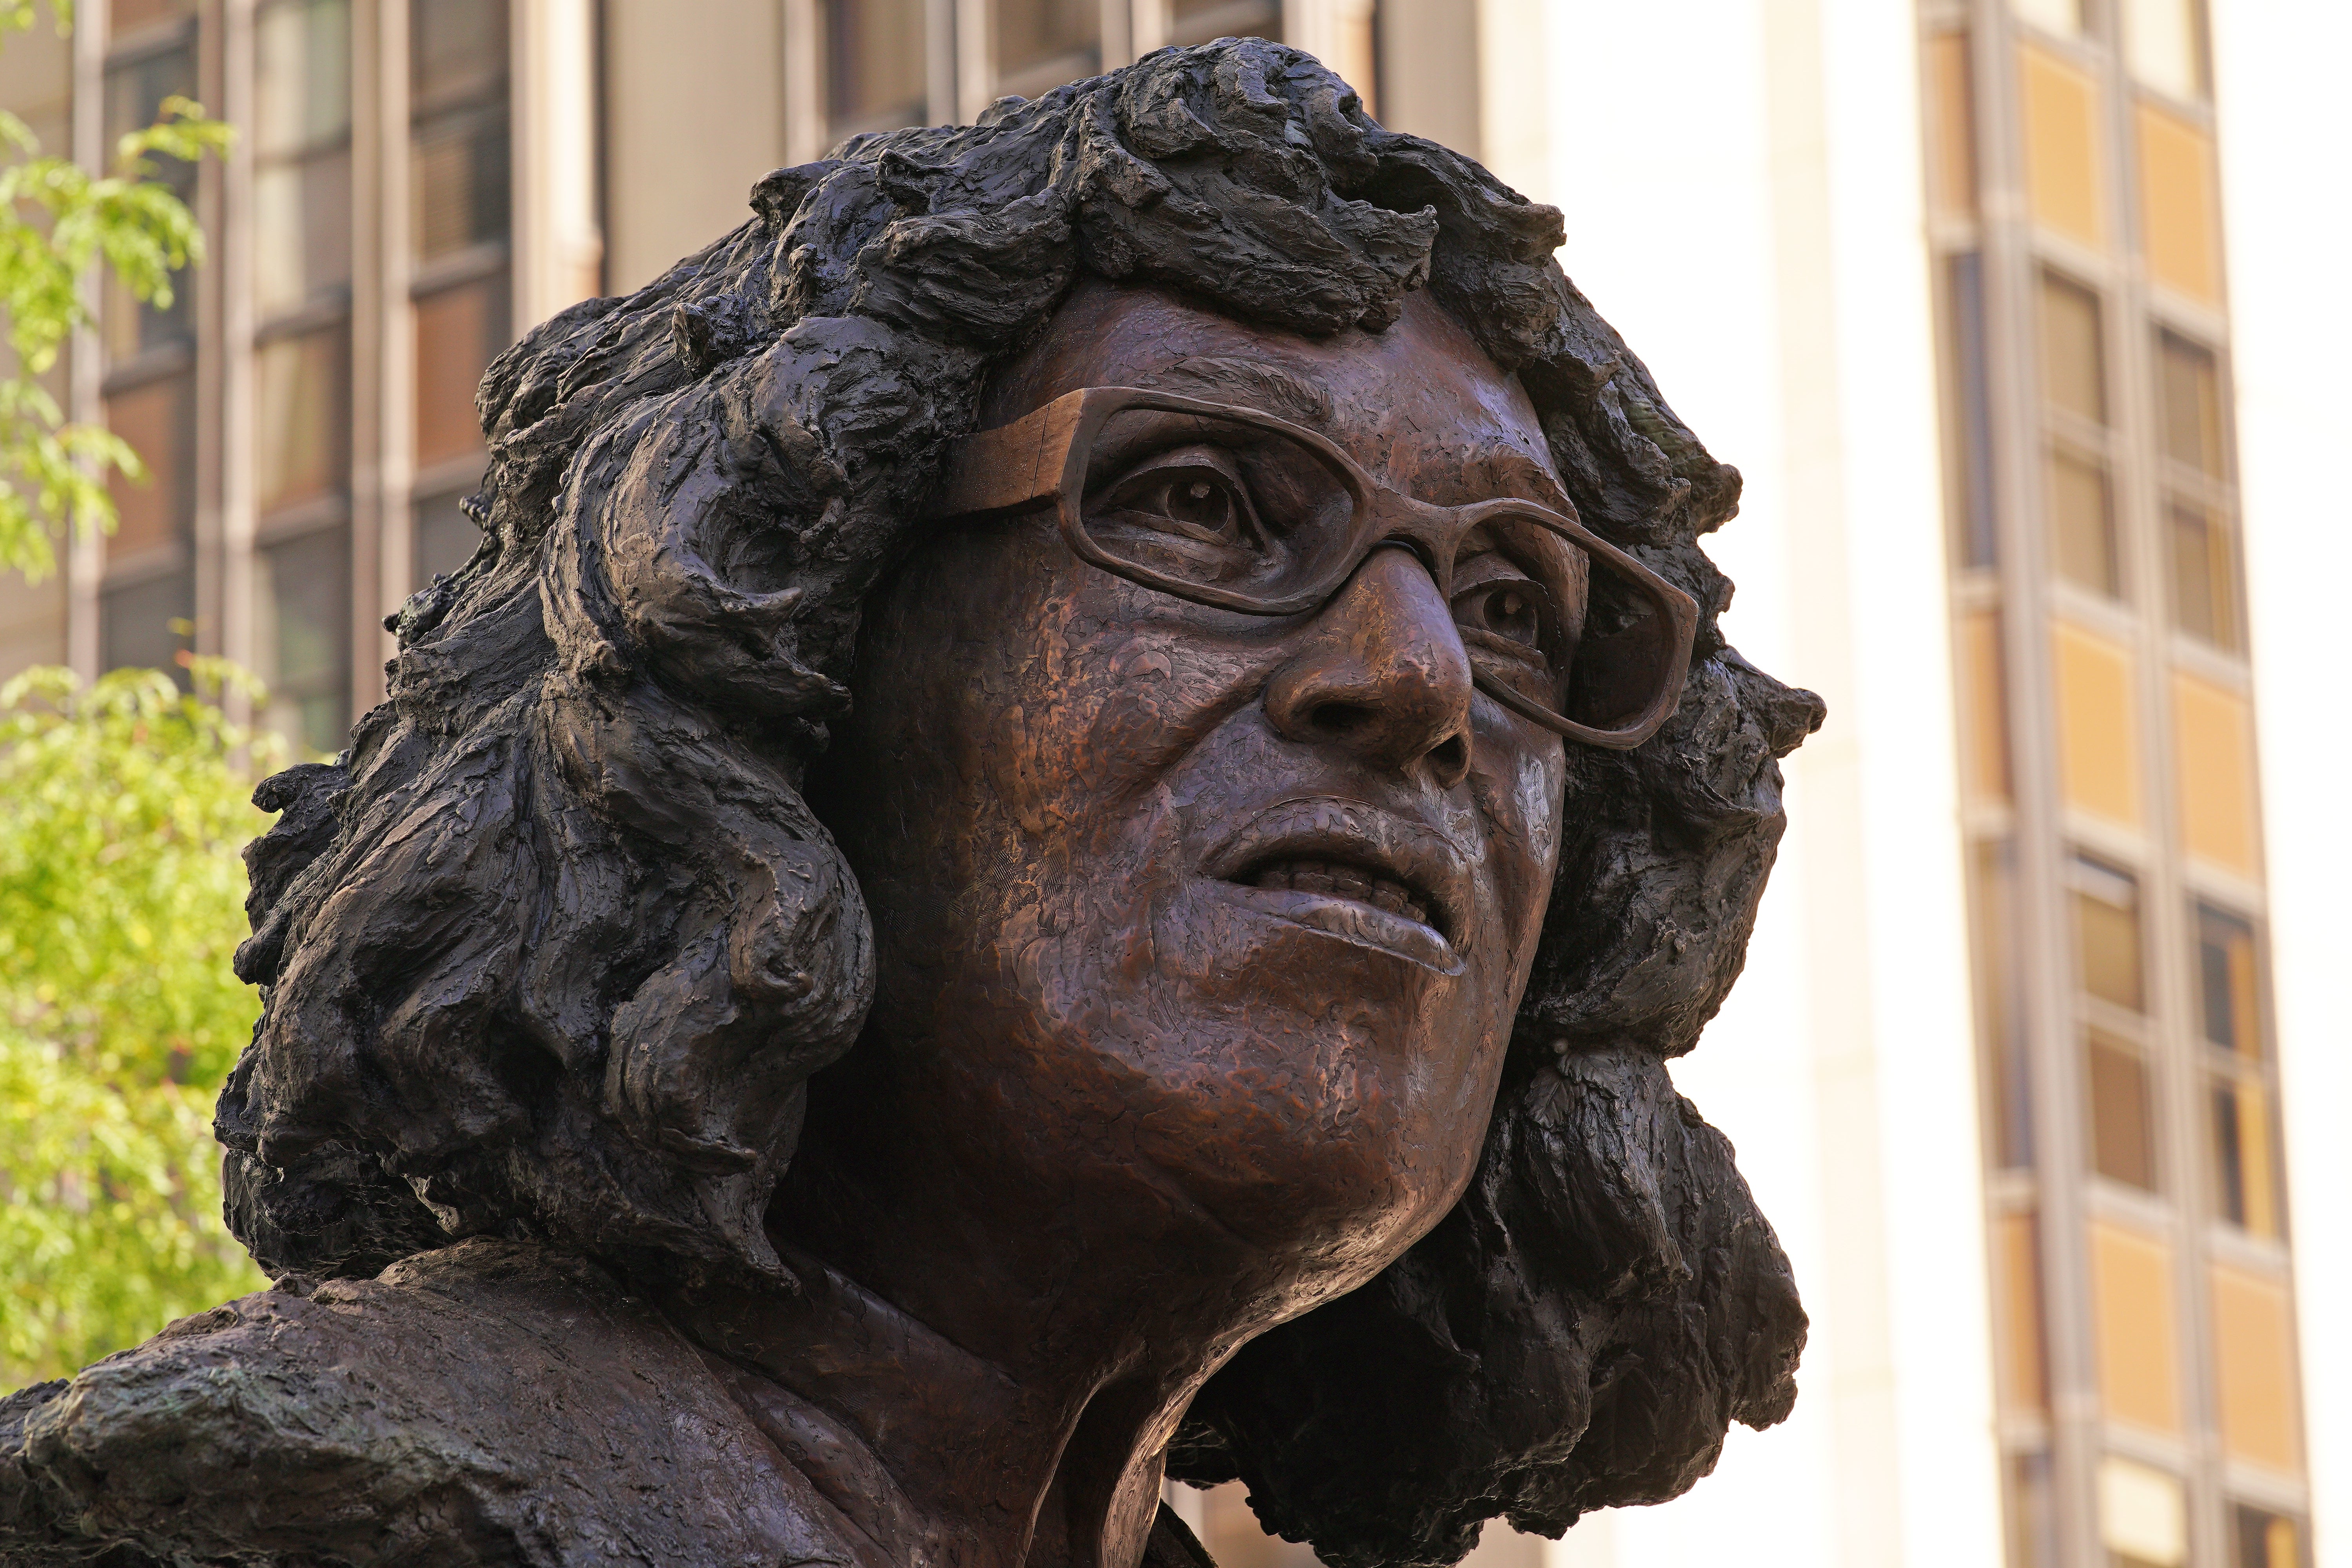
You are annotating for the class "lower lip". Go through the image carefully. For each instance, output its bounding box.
[1210,882,1465,975]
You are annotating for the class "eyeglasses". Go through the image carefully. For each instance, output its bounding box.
[928,387,1698,750]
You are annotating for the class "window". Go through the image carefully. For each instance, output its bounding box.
[2136,104,2220,303]
[1172,0,1283,51]
[1992,1210,2049,1411]
[415,277,507,465]
[103,373,195,561]
[2122,0,2209,102]
[103,37,199,360]
[2198,905,2280,1236]
[411,0,510,265]
[2049,446,2119,596]
[2091,1224,2181,1432]
[824,0,926,138]
[2054,626,2140,826]
[2071,855,2143,1012]
[2233,1505,2305,1568]
[2167,499,2240,649]
[2194,904,2261,1060]
[255,327,350,515]
[2013,0,2082,36]
[99,570,194,675]
[2209,1073,2279,1236]
[254,526,351,754]
[415,487,483,587]
[1956,610,2010,801]
[109,0,197,31]
[1926,33,1977,219]
[254,0,352,318]
[2039,272,2107,425]
[1945,253,1997,566]
[2007,1452,2061,1568]
[996,0,1099,99]
[2021,45,2103,247]
[2210,1264,2300,1470]
[2098,1457,2187,1568]
[2086,1030,2157,1190]
[1972,840,2033,1167]
[2171,671,2257,873]
[2156,332,2226,476]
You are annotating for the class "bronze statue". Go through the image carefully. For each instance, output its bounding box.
[0,40,1821,1568]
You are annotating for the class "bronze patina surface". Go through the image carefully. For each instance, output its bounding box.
[1,37,1821,1568]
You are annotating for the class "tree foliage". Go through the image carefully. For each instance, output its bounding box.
[0,1,231,579]
[0,667,279,1390]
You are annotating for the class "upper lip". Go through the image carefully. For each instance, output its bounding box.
[1202,797,1475,941]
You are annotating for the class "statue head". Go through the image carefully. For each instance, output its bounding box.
[218,38,1820,1566]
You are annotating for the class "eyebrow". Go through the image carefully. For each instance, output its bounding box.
[1127,356,1335,428]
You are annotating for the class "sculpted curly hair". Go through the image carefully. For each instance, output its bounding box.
[214,37,1821,1567]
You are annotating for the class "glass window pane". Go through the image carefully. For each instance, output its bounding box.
[415,487,483,587]
[256,327,349,514]
[2087,1030,2157,1189]
[99,569,194,675]
[2007,1452,2061,1568]
[2209,1073,2280,1237]
[2123,0,2207,100]
[2157,331,2226,476]
[1974,840,2033,1167]
[256,0,352,158]
[415,277,508,465]
[1196,1479,1319,1566]
[2071,855,2143,1011]
[1926,32,1977,218]
[2013,0,2082,35]
[1946,252,1997,566]
[2234,1506,2304,1568]
[2137,104,2220,302]
[2054,624,2140,826]
[253,526,351,754]
[2195,904,2262,1059]
[1992,1210,2048,1411]
[2049,447,2120,596]
[2090,1225,2181,1433]
[412,0,508,106]
[1957,609,2011,802]
[2021,45,2103,247]
[103,373,194,561]
[2171,671,2258,874]
[103,44,199,358]
[2211,1265,2301,1470]
[2039,271,2107,424]
[1173,0,1283,50]
[2099,1457,2187,1567]
[825,0,926,137]
[996,0,1100,96]
[414,104,511,261]
[109,0,197,33]
[2166,499,2241,650]
[255,150,354,317]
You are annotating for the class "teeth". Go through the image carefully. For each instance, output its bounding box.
[1245,859,1432,928]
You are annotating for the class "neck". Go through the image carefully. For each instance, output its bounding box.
[662,1085,1292,1568]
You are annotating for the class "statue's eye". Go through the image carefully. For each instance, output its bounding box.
[1453,578,1546,650]
[1102,458,1257,549]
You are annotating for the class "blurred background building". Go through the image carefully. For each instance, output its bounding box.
[0,3,2341,1566]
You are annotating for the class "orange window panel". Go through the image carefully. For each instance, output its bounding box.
[415,279,502,467]
[1927,32,1977,219]
[102,375,192,562]
[2022,45,2104,249]
[1956,608,2010,802]
[2092,1221,2180,1432]
[2136,103,2220,304]
[2171,671,2258,874]
[1992,1211,2048,1414]
[2211,1264,2301,1470]
[2055,623,2140,826]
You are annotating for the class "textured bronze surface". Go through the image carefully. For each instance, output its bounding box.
[2,37,1822,1568]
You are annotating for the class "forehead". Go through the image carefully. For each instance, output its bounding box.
[982,280,1567,508]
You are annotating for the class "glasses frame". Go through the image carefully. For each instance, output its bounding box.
[927,386,1699,750]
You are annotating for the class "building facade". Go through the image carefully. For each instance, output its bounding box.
[0,4,2339,1567]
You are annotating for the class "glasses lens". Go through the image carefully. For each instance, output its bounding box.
[1559,549,1682,735]
[1078,409,1359,604]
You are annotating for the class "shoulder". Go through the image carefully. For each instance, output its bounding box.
[0,1239,865,1567]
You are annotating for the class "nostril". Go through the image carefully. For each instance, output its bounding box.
[1306,701,1376,740]
[1428,732,1469,784]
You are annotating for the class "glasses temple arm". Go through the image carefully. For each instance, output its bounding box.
[926,392,1090,520]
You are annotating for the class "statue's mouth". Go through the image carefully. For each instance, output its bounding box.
[1202,798,1471,974]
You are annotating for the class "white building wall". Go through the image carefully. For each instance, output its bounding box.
[1523,4,2005,1565]
[2209,7,2352,1567]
